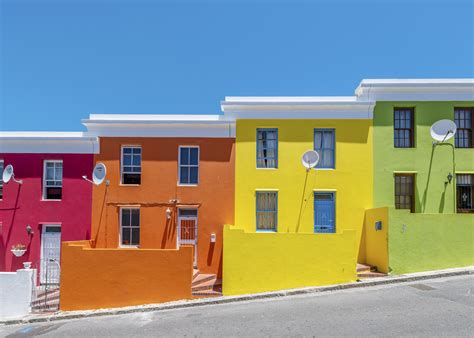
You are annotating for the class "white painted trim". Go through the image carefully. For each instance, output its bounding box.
[121,145,142,185]
[40,224,62,284]
[0,132,99,154]
[42,160,63,201]
[178,145,200,186]
[355,79,474,101]
[119,207,141,248]
[177,208,198,266]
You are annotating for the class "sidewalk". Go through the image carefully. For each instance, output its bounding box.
[1,266,472,326]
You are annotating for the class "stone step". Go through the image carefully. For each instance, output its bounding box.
[193,269,200,279]
[192,273,216,286]
[192,278,222,292]
[358,271,387,278]
[192,289,222,297]
[357,264,377,273]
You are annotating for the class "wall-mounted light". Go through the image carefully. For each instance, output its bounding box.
[26,224,34,235]
[447,172,453,184]
[166,208,172,220]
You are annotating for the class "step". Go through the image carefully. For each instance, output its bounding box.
[192,273,216,286]
[192,278,222,292]
[193,269,200,279]
[192,290,222,298]
[358,271,387,278]
[357,264,377,273]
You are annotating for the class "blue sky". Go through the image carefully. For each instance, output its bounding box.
[1,0,473,131]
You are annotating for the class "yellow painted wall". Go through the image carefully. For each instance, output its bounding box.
[234,119,373,262]
[223,226,357,295]
[363,207,389,273]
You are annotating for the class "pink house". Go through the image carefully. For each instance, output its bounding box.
[0,132,98,283]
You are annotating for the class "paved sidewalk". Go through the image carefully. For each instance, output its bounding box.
[1,266,472,326]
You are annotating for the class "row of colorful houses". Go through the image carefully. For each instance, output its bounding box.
[1,79,473,311]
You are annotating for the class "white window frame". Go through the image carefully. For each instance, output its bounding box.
[121,145,142,185]
[0,159,3,200]
[42,160,63,201]
[178,146,200,186]
[119,206,140,248]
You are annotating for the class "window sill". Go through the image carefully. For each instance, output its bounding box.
[256,168,278,170]
[41,199,62,202]
[119,184,141,187]
[177,184,199,187]
[119,245,139,249]
[314,168,335,171]
[256,229,277,233]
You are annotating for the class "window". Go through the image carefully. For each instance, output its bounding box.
[456,174,473,213]
[0,160,3,200]
[120,208,140,246]
[43,160,63,200]
[256,191,277,231]
[454,108,473,148]
[314,129,335,168]
[314,192,336,233]
[121,146,141,185]
[394,108,414,148]
[394,174,415,212]
[256,129,278,168]
[179,146,199,185]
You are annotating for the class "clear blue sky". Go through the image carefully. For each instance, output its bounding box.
[1,0,473,131]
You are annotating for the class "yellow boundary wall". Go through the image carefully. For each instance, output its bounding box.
[223,226,357,295]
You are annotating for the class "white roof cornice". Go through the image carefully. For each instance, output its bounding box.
[0,132,99,154]
[355,79,474,101]
[221,96,375,119]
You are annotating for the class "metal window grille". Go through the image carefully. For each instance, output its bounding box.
[454,108,473,148]
[256,129,278,168]
[456,174,474,213]
[394,108,414,148]
[120,208,140,246]
[43,161,63,200]
[314,129,335,168]
[179,147,199,184]
[394,174,415,212]
[256,191,277,231]
[122,146,142,184]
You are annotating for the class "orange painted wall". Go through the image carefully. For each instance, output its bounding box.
[91,137,235,277]
[60,241,193,311]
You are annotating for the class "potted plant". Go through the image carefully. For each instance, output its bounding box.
[11,244,27,257]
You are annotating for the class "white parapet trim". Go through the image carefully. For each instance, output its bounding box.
[0,268,36,320]
[0,132,99,154]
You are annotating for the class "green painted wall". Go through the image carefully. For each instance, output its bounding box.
[373,101,474,213]
[388,208,474,274]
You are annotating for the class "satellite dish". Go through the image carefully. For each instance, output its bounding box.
[2,165,13,183]
[92,162,107,185]
[2,164,22,184]
[430,119,457,142]
[83,162,108,186]
[301,150,320,170]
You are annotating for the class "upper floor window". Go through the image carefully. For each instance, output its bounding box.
[314,129,335,169]
[179,146,199,185]
[394,174,415,212]
[121,146,141,185]
[257,129,278,168]
[456,174,473,213]
[454,108,473,148]
[256,191,277,232]
[43,160,63,200]
[120,207,140,246]
[0,160,3,200]
[394,108,414,148]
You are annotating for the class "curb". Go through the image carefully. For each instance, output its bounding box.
[1,267,472,326]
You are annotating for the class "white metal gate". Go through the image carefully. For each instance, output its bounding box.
[177,209,198,266]
[40,225,61,284]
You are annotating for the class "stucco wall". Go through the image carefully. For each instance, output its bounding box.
[91,137,235,277]
[60,241,193,311]
[0,268,36,319]
[373,101,474,213]
[234,119,372,262]
[387,209,474,274]
[223,226,357,295]
[0,154,94,272]
[363,208,389,273]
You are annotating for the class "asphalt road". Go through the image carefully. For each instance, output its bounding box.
[1,275,473,337]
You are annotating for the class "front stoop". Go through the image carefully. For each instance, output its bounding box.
[357,263,387,279]
[192,269,222,298]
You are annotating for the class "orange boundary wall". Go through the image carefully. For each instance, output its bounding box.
[60,241,193,311]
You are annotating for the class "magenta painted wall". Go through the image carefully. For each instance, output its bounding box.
[0,153,93,272]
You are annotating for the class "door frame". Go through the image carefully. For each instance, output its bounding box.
[313,191,336,233]
[40,223,62,284]
[177,208,198,266]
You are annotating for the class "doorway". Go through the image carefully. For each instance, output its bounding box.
[40,224,61,284]
[177,209,198,266]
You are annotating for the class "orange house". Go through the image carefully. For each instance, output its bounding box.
[86,115,235,276]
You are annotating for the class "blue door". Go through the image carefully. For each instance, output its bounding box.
[314,192,335,233]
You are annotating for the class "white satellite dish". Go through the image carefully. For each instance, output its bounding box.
[301,150,320,170]
[82,162,108,186]
[2,164,22,184]
[430,119,457,143]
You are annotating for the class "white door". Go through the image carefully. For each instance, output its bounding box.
[40,225,61,284]
[177,209,198,266]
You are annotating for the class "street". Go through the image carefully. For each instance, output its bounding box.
[1,275,473,337]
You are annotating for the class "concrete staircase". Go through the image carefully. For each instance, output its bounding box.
[357,263,387,279]
[192,269,222,298]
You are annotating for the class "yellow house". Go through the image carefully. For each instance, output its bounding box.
[221,96,374,295]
